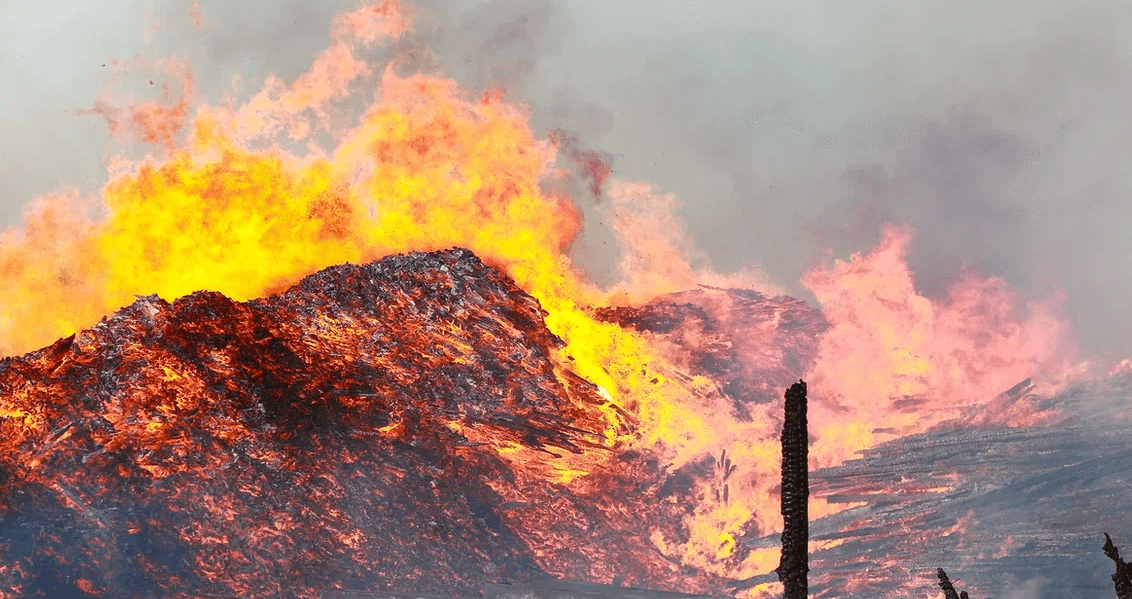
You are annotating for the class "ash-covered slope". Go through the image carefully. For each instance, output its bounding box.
[772,376,1132,599]
[0,249,710,599]
[595,288,828,410]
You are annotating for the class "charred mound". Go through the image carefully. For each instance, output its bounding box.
[0,249,712,599]
[595,288,828,411]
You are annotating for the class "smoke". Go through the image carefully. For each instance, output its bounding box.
[1003,578,1047,599]
[4,0,1132,364]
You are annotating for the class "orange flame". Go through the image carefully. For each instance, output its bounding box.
[81,57,196,150]
[802,225,1077,468]
[604,181,780,304]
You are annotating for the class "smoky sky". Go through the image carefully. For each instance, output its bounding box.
[2,0,1132,364]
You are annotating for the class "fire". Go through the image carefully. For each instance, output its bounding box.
[602,181,781,305]
[802,225,1076,468]
[0,0,1082,596]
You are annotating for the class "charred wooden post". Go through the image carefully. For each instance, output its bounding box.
[935,568,970,599]
[776,380,808,599]
[936,569,958,599]
[1104,533,1132,599]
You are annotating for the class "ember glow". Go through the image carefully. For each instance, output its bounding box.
[0,1,1099,598]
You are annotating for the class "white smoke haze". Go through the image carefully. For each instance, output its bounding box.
[1003,577,1048,599]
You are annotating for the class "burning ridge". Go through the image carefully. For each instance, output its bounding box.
[0,248,715,599]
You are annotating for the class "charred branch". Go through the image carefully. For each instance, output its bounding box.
[776,380,808,599]
[714,449,736,505]
[931,533,1132,599]
[935,568,970,599]
[1104,533,1132,599]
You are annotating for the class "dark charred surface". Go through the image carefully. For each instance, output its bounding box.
[0,249,713,599]
[594,288,828,412]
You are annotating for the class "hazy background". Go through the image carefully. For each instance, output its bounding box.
[2,0,1132,366]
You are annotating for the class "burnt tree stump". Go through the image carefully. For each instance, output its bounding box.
[936,568,970,599]
[776,380,808,599]
[1104,533,1132,599]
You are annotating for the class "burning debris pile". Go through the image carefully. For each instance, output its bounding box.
[0,249,735,599]
[0,244,1121,599]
